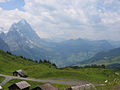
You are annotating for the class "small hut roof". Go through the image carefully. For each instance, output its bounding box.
[15,81,30,89]
[71,86,82,89]
[15,70,27,76]
[38,83,58,90]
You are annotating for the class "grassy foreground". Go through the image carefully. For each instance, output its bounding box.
[0,50,120,89]
[2,79,70,90]
[2,78,120,90]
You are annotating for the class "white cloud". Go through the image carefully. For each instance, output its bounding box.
[0,0,5,2]
[0,0,120,40]
[0,0,10,2]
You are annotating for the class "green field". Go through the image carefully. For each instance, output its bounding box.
[0,50,120,90]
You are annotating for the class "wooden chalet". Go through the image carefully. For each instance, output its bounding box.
[8,81,30,90]
[31,83,58,90]
[13,70,27,77]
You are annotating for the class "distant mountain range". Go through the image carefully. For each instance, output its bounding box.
[80,47,120,66]
[0,19,116,67]
[108,41,120,48]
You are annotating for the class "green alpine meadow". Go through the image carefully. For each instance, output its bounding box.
[0,50,120,90]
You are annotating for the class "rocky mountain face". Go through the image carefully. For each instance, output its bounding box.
[0,37,10,51]
[1,19,49,60]
[0,27,4,32]
[0,19,114,67]
[4,19,42,47]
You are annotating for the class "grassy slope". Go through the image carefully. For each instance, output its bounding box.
[91,56,120,65]
[84,47,120,66]
[0,50,120,89]
[0,50,56,76]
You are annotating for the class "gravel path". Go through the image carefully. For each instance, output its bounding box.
[0,74,89,86]
[0,74,105,90]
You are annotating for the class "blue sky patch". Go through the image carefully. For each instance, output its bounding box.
[0,0,25,11]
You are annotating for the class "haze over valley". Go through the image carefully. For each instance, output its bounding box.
[0,19,118,67]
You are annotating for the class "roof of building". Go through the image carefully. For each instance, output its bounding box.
[14,81,30,89]
[70,84,93,90]
[71,86,82,89]
[33,83,58,90]
[14,70,27,76]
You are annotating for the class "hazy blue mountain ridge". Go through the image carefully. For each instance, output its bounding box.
[0,19,114,67]
[80,47,120,65]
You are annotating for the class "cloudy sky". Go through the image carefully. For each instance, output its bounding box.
[0,0,120,41]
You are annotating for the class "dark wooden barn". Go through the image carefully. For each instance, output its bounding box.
[13,70,27,77]
[8,81,31,90]
[31,83,58,90]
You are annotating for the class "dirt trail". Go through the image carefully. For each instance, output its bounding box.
[0,74,105,89]
[0,74,89,86]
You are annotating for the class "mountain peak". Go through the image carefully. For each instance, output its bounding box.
[10,19,29,31]
[19,19,27,24]
[8,19,41,42]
